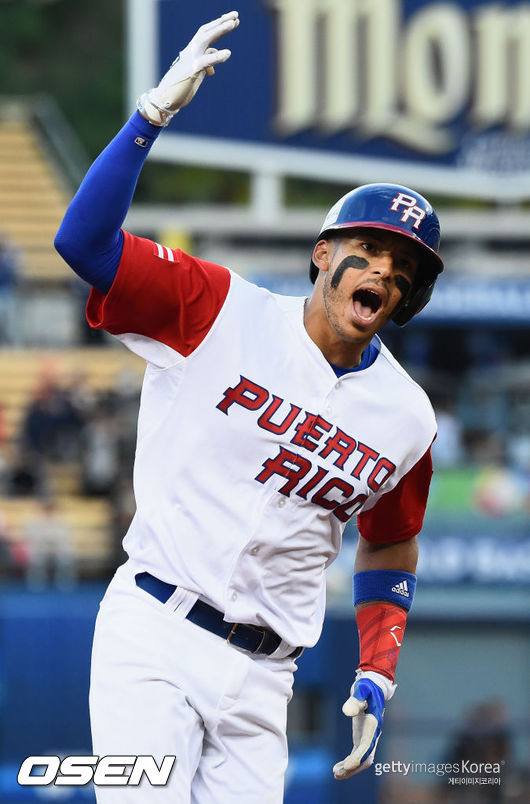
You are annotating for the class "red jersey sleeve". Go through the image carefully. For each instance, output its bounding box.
[86,230,231,356]
[357,447,433,543]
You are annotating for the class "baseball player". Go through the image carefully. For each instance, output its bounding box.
[54,10,443,803]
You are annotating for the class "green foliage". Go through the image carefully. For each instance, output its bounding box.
[285,178,491,211]
[0,0,123,158]
[135,163,249,205]
[285,178,358,210]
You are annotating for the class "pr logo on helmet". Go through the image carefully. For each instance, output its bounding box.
[390,192,426,230]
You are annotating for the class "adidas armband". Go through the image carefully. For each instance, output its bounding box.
[353,570,416,611]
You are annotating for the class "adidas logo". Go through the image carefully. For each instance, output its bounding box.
[391,580,410,597]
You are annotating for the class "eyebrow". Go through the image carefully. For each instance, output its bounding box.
[354,230,419,260]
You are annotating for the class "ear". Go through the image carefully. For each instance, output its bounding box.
[312,239,334,273]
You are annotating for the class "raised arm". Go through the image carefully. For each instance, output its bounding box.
[53,114,161,293]
[54,11,240,294]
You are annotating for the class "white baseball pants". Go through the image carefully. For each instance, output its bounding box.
[89,562,296,803]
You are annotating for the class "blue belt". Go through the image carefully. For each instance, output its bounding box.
[135,572,303,659]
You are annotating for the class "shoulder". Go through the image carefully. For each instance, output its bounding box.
[377,341,434,409]
[375,340,437,443]
[227,273,305,313]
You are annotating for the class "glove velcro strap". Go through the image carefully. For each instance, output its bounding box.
[137,92,175,127]
[357,603,407,682]
[354,669,396,702]
[353,569,416,611]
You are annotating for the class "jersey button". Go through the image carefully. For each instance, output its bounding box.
[324,405,332,416]
[231,592,238,602]
[278,498,286,508]
[250,546,260,555]
[334,382,340,390]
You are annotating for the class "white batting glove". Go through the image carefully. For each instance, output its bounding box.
[333,670,396,780]
[137,11,240,126]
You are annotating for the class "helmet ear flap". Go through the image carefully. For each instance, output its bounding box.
[392,281,435,327]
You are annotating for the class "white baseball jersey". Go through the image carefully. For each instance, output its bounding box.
[87,231,436,648]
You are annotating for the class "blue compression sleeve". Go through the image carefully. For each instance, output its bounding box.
[54,112,162,294]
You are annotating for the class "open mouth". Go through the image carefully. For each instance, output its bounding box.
[352,289,383,321]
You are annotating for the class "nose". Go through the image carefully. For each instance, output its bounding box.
[370,252,394,277]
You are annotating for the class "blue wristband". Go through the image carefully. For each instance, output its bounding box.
[353,570,416,611]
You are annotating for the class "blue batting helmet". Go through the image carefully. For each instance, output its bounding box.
[310,183,444,326]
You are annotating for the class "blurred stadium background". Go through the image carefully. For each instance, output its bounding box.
[0,0,528,802]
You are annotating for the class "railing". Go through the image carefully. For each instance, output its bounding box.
[0,93,89,190]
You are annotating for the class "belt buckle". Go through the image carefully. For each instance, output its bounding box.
[226,622,239,646]
[248,625,267,654]
[227,622,266,654]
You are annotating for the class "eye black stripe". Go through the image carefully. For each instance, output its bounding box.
[330,256,368,289]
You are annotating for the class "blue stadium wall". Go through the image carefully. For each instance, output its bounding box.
[0,585,378,803]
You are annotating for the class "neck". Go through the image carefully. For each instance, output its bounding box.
[303,297,371,369]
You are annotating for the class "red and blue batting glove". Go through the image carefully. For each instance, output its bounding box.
[333,670,396,779]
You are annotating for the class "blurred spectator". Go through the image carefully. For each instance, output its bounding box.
[439,699,520,803]
[80,400,119,496]
[24,498,76,590]
[463,429,505,466]
[0,232,21,345]
[64,370,98,422]
[0,509,27,579]
[3,442,49,498]
[20,367,83,462]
